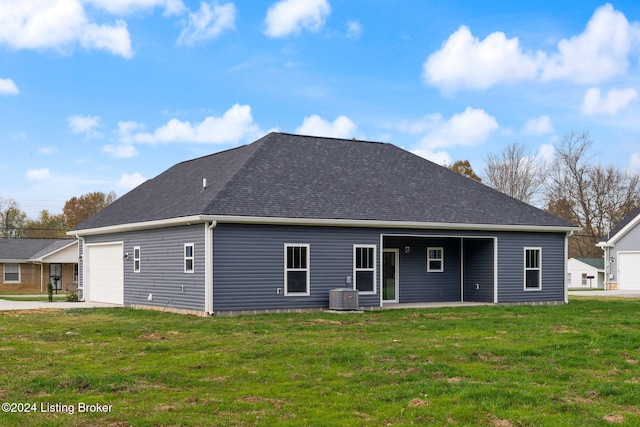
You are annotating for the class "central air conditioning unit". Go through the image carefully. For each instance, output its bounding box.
[329,288,359,311]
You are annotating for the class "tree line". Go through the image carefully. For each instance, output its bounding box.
[448,131,639,258]
[0,191,117,239]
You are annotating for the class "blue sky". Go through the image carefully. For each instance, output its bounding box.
[1,0,640,218]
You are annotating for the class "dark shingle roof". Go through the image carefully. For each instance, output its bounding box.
[0,239,75,261]
[73,132,576,231]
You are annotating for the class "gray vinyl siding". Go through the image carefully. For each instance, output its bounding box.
[80,222,567,313]
[495,232,565,303]
[384,236,462,303]
[213,225,567,312]
[82,224,206,311]
[212,224,380,312]
[610,224,640,282]
[463,238,495,302]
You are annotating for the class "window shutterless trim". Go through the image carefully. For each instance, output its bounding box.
[3,263,20,283]
[133,246,141,273]
[427,247,444,272]
[353,244,376,294]
[184,243,195,273]
[284,243,310,296]
[524,247,542,291]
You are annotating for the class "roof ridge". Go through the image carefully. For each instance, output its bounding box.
[201,132,273,214]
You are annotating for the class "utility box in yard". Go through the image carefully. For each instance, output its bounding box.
[329,288,359,311]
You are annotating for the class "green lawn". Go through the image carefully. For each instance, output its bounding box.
[1,298,639,426]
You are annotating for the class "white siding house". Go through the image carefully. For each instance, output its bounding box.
[567,258,604,289]
[597,208,640,290]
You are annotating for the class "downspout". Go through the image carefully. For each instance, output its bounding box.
[75,235,84,301]
[205,221,217,315]
[564,231,571,304]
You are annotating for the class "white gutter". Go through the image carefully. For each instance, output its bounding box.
[69,214,580,236]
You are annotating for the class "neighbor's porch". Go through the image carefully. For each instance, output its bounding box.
[381,234,496,305]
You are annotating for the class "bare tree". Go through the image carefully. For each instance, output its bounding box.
[484,142,546,205]
[545,131,640,257]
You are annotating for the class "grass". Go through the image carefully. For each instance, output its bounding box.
[1,298,640,426]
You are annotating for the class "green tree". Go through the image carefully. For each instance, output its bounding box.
[23,210,67,238]
[0,198,28,238]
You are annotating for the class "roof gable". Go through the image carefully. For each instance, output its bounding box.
[599,207,640,246]
[573,257,605,270]
[0,239,76,262]
[73,132,576,231]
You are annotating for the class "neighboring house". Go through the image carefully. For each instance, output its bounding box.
[597,207,640,290]
[70,132,578,315]
[0,239,79,292]
[567,258,604,289]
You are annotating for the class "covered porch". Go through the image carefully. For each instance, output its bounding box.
[380,234,496,305]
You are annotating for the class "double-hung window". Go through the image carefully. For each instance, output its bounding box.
[3,264,20,283]
[184,243,195,273]
[524,248,542,290]
[354,245,376,293]
[285,244,309,295]
[427,247,444,272]
[133,246,141,273]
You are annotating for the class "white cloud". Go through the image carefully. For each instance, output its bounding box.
[68,114,101,137]
[418,107,499,149]
[296,114,357,138]
[38,146,58,155]
[264,0,330,38]
[84,0,185,16]
[411,148,452,165]
[541,4,639,84]
[177,1,236,46]
[121,104,261,144]
[423,4,640,91]
[26,168,51,181]
[523,115,554,135]
[537,143,555,164]
[118,172,146,189]
[346,20,362,38]
[0,0,134,58]
[630,153,640,170]
[423,25,540,91]
[581,87,638,116]
[103,143,139,158]
[0,78,19,95]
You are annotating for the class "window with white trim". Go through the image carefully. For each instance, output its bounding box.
[354,245,376,293]
[427,247,444,272]
[524,248,541,290]
[133,246,141,273]
[184,243,194,273]
[285,244,309,295]
[3,264,20,283]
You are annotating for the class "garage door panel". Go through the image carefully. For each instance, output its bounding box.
[618,253,640,291]
[86,243,124,305]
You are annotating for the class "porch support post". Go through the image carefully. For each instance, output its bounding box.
[564,232,569,304]
[493,237,498,303]
[460,239,464,302]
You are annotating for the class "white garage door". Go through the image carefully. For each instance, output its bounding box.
[618,253,640,291]
[86,243,124,304]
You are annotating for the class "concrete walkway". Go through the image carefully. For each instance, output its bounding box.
[0,296,119,311]
[568,290,640,298]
